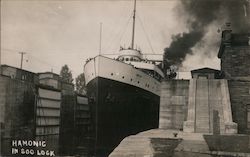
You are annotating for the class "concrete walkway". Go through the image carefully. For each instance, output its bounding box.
[109,129,250,157]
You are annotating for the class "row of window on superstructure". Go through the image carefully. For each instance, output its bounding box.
[117,56,140,62]
[117,56,157,65]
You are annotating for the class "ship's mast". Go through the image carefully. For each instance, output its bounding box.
[131,0,136,49]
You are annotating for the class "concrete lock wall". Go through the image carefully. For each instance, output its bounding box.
[75,95,91,156]
[0,75,62,156]
[39,78,60,89]
[59,83,75,156]
[1,73,91,156]
[0,75,36,156]
[59,89,91,156]
[183,79,237,134]
[36,86,61,155]
[159,80,189,130]
[159,77,237,134]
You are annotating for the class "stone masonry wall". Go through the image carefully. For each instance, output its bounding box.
[221,46,250,78]
[228,80,250,134]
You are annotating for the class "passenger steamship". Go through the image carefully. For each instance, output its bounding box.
[84,0,164,156]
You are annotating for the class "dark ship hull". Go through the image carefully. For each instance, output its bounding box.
[87,76,160,157]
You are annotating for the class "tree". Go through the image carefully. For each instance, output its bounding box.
[60,64,73,83]
[75,73,86,95]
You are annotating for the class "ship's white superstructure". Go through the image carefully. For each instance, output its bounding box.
[84,49,164,96]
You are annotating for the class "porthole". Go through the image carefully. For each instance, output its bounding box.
[122,76,125,79]
[111,73,114,76]
[130,79,133,81]
[138,81,140,84]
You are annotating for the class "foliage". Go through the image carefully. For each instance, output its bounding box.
[60,64,73,83]
[75,73,86,95]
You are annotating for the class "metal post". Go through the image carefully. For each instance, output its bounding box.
[99,23,102,55]
[19,52,26,69]
[131,0,136,49]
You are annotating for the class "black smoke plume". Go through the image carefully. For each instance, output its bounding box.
[164,0,250,67]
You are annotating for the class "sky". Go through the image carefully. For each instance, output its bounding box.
[1,0,222,79]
